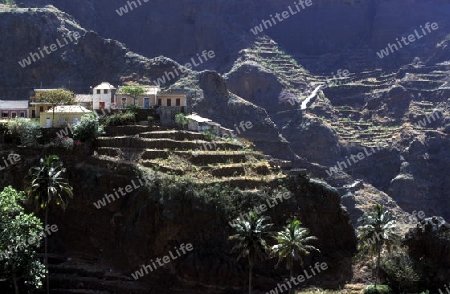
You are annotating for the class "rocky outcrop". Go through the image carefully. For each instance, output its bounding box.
[194,70,295,159]
[19,0,450,71]
[403,216,450,289]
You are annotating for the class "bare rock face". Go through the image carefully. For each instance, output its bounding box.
[194,70,295,159]
[18,0,450,71]
[225,62,283,112]
[403,216,450,289]
[0,6,184,98]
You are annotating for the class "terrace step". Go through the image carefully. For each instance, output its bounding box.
[97,137,242,151]
[139,130,207,141]
[35,254,149,294]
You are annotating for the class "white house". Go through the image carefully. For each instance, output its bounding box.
[93,82,116,110]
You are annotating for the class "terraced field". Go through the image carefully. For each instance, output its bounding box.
[95,128,284,190]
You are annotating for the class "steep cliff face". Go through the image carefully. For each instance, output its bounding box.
[0,6,183,98]
[0,144,356,292]
[19,0,450,72]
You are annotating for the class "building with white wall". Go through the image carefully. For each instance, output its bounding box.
[93,82,116,110]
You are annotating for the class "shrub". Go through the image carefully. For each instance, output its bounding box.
[381,250,420,293]
[52,137,74,150]
[203,129,216,141]
[6,118,42,146]
[72,112,104,142]
[0,121,8,134]
[175,113,189,129]
[125,104,141,114]
[104,111,135,126]
[364,285,392,294]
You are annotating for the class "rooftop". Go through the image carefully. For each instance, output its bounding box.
[94,82,116,90]
[75,94,93,103]
[186,113,212,123]
[0,100,29,109]
[45,105,91,113]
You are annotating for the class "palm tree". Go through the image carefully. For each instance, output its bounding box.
[229,212,273,294]
[271,219,319,294]
[24,155,73,294]
[357,204,399,288]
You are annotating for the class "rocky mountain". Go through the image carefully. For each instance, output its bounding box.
[0,1,450,291]
[2,0,450,222]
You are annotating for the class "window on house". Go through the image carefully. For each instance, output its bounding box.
[39,106,44,112]
[157,99,162,106]
[104,89,108,94]
[122,97,127,106]
[20,112,25,117]
[176,98,181,106]
[167,99,172,106]
[97,89,101,94]
[2,111,8,118]
[11,112,16,118]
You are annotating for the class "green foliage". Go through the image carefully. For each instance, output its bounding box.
[24,155,73,211]
[358,204,400,287]
[72,112,104,142]
[364,285,392,294]
[229,212,273,294]
[203,129,216,141]
[381,250,420,293]
[125,104,141,114]
[119,86,146,105]
[175,113,189,129]
[229,212,273,262]
[104,111,135,126]
[24,155,73,292]
[0,121,8,134]
[53,137,74,149]
[7,118,42,146]
[358,204,399,254]
[271,219,319,271]
[35,89,74,105]
[1,0,16,7]
[0,186,46,292]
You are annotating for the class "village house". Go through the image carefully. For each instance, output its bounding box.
[92,82,116,110]
[0,100,29,118]
[29,89,58,118]
[185,113,236,137]
[40,105,91,128]
[116,85,159,108]
[157,90,187,107]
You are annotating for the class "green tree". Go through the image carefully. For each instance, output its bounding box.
[35,89,75,127]
[72,112,105,142]
[24,155,73,294]
[358,204,399,288]
[119,86,145,106]
[271,219,319,294]
[229,212,273,294]
[0,186,46,294]
[175,113,189,130]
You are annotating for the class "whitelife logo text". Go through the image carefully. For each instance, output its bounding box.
[131,243,193,280]
[18,32,81,68]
